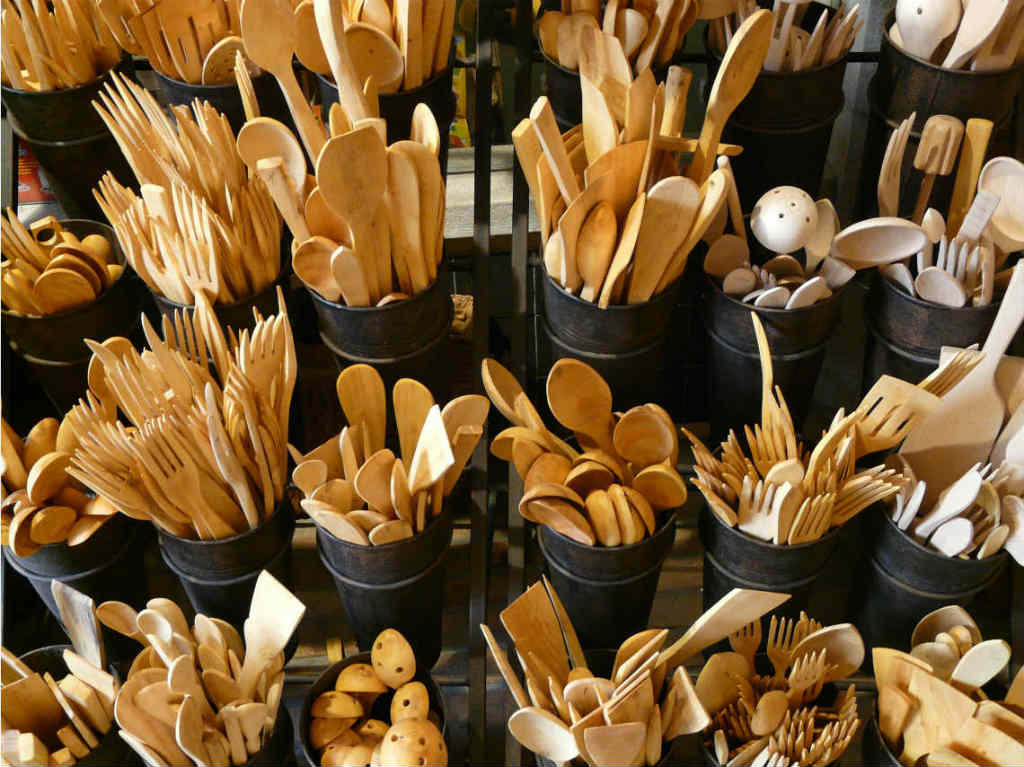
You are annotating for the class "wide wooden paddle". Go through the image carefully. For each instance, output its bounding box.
[626,176,699,303]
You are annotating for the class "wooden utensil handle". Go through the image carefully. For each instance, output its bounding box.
[946,118,993,237]
[274,67,327,163]
[256,157,312,241]
[912,173,936,224]
[980,261,1024,362]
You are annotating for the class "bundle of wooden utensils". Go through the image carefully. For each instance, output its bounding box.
[886,408,1024,564]
[291,364,487,545]
[702,613,864,766]
[484,580,795,766]
[709,0,861,71]
[1,212,120,316]
[685,314,965,544]
[483,357,687,546]
[704,187,854,310]
[1,644,116,766]
[64,290,295,540]
[292,0,456,95]
[237,103,447,308]
[893,0,1024,71]
[874,605,1024,766]
[0,0,121,91]
[89,0,249,84]
[515,11,775,307]
[91,73,282,306]
[309,628,448,766]
[536,0,694,79]
[2,415,121,556]
[95,571,304,766]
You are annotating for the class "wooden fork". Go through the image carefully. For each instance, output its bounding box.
[786,648,828,707]
[728,620,762,671]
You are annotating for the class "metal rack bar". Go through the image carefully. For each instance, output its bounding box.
[469,0,495,763]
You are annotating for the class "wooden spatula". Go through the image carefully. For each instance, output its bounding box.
[901,262,1024,493]
[626,176,700,303]
[912,115,964,224]
[942,0,1010,68]
[236,571,305,699]
[687,10,772,184]
[51,582,105,671]
[946,118,994,237]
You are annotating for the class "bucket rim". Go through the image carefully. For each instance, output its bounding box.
[706,273,848,317]
[306,266,448,314]
[151,66,274,93]
[706,29,851,76]
[543,270,682,313]
[873,268,1003,316]
[317,537,447,587]
[0,55,129,97]
[4,522,141,579]
[0,219,129,322]
[539,533,671,585]
[881,11,1024,77]
[315,62,453,98]
[157,501,292,549]
[151,266,286,313]
[702,500,842,551]
[539,507,678,555]
[158,533,292,585]
[877,504,1010,569]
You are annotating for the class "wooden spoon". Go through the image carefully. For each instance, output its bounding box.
[950,639,1011,692]
[546,358,616,456]
[627,176,700,304]
[942,0,1008,68]
[345,22,405,94]
[313,0,372,118]
[236,118,307,208]
[597,193,645,308]
[915,266,966,307]
[687,10,772,184]
[832,217,929,267]
[240,0,325,162]
[576,201,618,303]
[293,237,342,301]
[508,707,579,763]
[791,623,865,682]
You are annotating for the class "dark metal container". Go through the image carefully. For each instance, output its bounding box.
[316,504,453,668]
[703,277,845,440]
[152,69,293,135]
[855,13,1024,219]
[2,58,137,219]
[2,220,146,362]
[537,511,677,650]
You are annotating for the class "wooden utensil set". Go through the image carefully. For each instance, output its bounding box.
[94,571,304,766]
[2,415,121,556]
[484,581,793,766]
[240,102,446,308]
[536,0,693,79]
[685,314,944,545]
[705,187,849,311]
[886,455,1024,562]
[295,0,455,93]
[90,0,247,84]
[515,11,774,308]
[309,628,448,767]
[291,364,488,546]
[1,645,117,766]
[92,73,283,306]
[64,290,296,540]
[875,605,1024,766]
[1,213,120,316]
[0,0,121,91]
[709,0,860,71]
[703,613,864,766]
[873,112,1015,309]
[894,0,1024,71]
[482,356,687,546]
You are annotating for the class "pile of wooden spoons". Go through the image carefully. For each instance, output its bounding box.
[296,0,456,97]
[536,0,694,78]
[893,0,1022,71]
[515,12,775,306]
[291,365,488,545]
[237,101,446,308]
[1,212,120,316]
[66,289,296,540]
[709,0,861,71]
[1,643,117,766]
[886,453,1024,563]
[0,0,121,91]
[484,580,793,766]
[482,357,688,546]
[1,415,121,556]
[98,572,303,766]
[685,314,931,545]
[874,605,1024,766]
[702,612,863,766]
[309,628,447,767]
[92,73,282,306]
